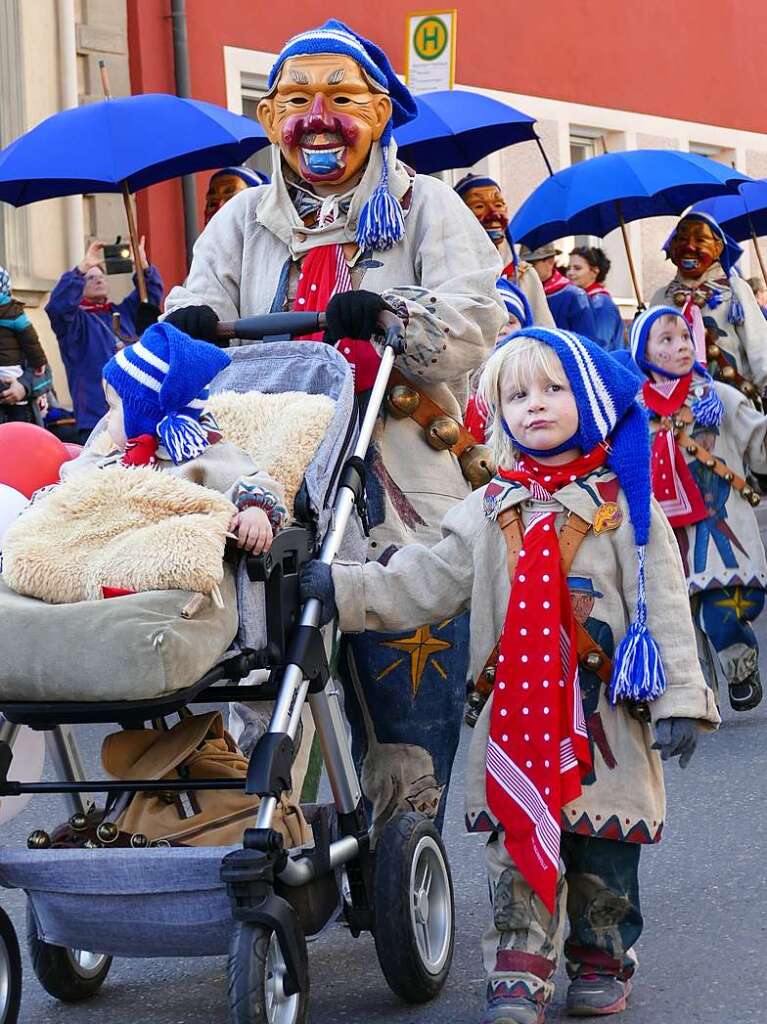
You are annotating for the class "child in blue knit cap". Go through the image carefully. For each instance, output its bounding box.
[94,321,286,554]
[302,326,719,1023]
[630,305,767,712]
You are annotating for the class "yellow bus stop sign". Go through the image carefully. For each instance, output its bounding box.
[405,9,457,93]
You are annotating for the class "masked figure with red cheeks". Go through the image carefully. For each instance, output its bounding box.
[203,167,270,226]
[652,212,767,393]
[455,173,554,330]
[164,20,506,834]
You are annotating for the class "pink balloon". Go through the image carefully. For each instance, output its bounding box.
[0,422,70,497]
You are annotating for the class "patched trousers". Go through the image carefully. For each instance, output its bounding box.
[483,830,643,1006]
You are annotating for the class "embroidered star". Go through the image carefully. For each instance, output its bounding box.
[714,587,758,620]
[379,624,452,697]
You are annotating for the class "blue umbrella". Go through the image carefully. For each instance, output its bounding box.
[394,89,537,174]
[691,180,767,241]
[0,93,268,205]
[511,149,752,306]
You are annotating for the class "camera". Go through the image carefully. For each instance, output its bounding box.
[102,237,133,275]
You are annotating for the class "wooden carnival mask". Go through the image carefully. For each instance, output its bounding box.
[668,217,724,278]
[461,185,510,247]
[257,54,392,188]
[203,173,249,225]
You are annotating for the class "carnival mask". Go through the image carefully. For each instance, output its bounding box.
[257,54,392,187]
[203,173,249,226]
[669,218,724,278]
[461,185,509,246]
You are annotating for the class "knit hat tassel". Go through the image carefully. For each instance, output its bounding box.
[728,291,745,326]
[356,133,405,252]
[157,413,209,466]
[609,546,667,704]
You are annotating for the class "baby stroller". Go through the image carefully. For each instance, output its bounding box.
[0,311,455,1023]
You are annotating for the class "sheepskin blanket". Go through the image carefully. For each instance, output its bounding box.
[206,390,336,516]
[1,466,234,604]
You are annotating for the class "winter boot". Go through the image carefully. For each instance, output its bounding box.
[566,972,632,1016]
[729,671,763,712]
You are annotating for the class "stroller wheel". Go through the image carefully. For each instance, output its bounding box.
[228,921,309,1024]
[0,908,21,1024]
[26,904,112,1003]
[372,811,454,1003]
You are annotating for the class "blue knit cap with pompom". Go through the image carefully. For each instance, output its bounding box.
[102,322,230,465]
[497,325,668,704]
[267,20,418,252]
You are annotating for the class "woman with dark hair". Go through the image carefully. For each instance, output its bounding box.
[568,245,626,351]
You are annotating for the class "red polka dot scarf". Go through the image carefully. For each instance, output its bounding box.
[642,374,707,527]
[292,244,382,392]
[488,448,602,911]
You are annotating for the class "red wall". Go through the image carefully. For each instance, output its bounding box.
[127,0,767,293]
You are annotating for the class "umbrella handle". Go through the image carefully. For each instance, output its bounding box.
[615,200,645,311]
[750,224,767,290]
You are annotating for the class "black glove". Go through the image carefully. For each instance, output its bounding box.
[324,290,392,344]
[299,560,337,627]
[652,717,698,768]
[134,301,161,337]
[164,304,220,343]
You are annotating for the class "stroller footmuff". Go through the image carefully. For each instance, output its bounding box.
[0,313,455,1023]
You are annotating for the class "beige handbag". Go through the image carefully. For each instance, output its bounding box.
[101,711,312,849]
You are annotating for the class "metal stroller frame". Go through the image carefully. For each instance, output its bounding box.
[0,311,455,1024]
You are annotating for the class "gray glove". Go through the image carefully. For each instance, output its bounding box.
[652,717,698,768]
[298,560,337,627]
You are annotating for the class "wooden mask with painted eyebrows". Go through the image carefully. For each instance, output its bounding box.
[668,217,725,278]
[257,54,392,187]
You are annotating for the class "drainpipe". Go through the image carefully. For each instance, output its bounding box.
[170,0,198,267]
[57,0,84,269]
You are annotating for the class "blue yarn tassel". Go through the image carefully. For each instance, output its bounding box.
[691,372,724,428]
[157,413,209,465]
[355,142,405,252]
[609,547,667,705]
[728,292,745,326]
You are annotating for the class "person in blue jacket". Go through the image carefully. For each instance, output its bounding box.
[567,246,626,351]
[45,238,163,443]
[520,242,597,338]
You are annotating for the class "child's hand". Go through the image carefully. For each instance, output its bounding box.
[231,507,273,554]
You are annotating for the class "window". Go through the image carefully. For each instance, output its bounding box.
[241,73,272,178]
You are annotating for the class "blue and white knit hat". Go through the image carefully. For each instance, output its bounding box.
[630,305,724,426]
[497,277,532,327]
[212,166,270,187]
[103,322,230,465]
[267,20,417,252]
[0,266,11,301]
[499,325,666,703]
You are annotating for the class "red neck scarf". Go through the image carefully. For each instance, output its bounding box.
[586,282,610,298]
[80,297,113,315]
[543,268,570,296]
[487,448,600,911]
[642,375,707,527]
[293,245,382,392]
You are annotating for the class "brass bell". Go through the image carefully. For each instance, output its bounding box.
[130,833,149,848]
[721,366,736,381]
[673,418,686,431]
[584,652,603,671]
[742,485,753,501]
[69,813,88,832]
[386,385,420,418]
[707,343,721,359]
[96,821,119,844]
[482,666,496,685]
[705,458,716,469]
[459,445,495,489]
[426,416,461,451]
[673,291,687,307]
[748,491,762,507]
[27,830,51,850]
[686,444,697,455]
[724,472,734,482]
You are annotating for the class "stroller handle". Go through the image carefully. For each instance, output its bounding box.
[216,311,327,341]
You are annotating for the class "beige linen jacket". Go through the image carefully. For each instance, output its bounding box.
[165,144,506,555]
[333,466,720,844]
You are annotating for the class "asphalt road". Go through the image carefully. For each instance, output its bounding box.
[3,580,767,1021]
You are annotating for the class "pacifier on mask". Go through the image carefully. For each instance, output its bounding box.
[303,149,343,176]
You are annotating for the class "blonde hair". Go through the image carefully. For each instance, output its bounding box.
[477,335,569,468]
